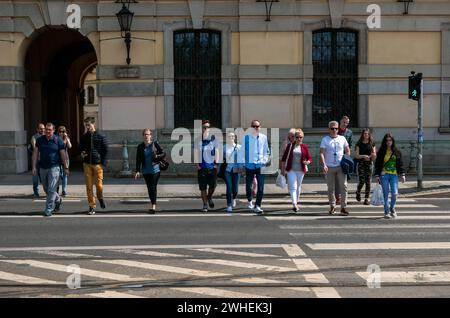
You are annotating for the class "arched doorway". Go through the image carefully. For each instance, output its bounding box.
[24,26,98,168]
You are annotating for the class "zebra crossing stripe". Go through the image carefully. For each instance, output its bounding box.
[120,199,169,203]
[310,287,341,298]
[287,286,341,298]
[33,200,81,203]
[233,277,287,284]
[188,259,296,272]
[0,270,60,285]
[288,259,330,284]
[266,204,439,209]
[357,271,450,283]
[0,260,149,282]
[280,224,450,230]
[191,248,278,258]
[31,251,100,258]
[290,258,320,271]
[290,232,450,237]
[86,291,144,298]
[94,259,230,278]
[281,244,306,257]
[272,210,448,214]
[112,249,189,258]
[171,287,268,298]
[250,199,419,203]
[303,273,330,284]
[306,242,450,250]
[0,244,284,252]
[267,215,450,221]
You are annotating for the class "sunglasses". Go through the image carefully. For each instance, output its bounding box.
[251,125,260,128]
[330,128,338,131]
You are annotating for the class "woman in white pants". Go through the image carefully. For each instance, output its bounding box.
[281,129,312,213]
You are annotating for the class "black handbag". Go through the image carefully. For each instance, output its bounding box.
[152,141,169,171]
[159,158,169,171]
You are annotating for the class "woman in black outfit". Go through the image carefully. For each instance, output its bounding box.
[134,128,166,213]
[354,128,377,205]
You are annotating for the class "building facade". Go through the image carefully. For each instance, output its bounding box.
[0,0,449,174]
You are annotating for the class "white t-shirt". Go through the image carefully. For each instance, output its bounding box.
[320,135,349,168]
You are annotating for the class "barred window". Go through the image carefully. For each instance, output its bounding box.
[174,30,222,128]
[312,29,358,127]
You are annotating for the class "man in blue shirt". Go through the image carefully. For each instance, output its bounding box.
[32,123,69,217]
[196,120,219,212]
[244,120,270,214]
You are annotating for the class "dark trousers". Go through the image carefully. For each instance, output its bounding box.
[144,172,160,205]
[357,161,373,199]
[245,168,265,207]
[224,171,240,206]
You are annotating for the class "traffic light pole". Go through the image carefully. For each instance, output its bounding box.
[417,79,424,189]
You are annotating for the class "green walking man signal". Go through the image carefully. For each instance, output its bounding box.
[408,72,422,101]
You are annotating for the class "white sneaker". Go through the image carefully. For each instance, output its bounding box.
[247,201,254,210]
[232,199,237,208]
[254,206,264,214]
[390,208,397,219]
[227,206,233,213]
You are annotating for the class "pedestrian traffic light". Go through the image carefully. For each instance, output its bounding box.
[408,72,422,101]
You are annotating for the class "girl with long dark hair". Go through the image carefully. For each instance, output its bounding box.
[374,133,406,219]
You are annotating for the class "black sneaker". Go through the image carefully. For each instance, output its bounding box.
[62,191,67,197]
[207,198,214,209]
[54,197,62,212]
[99,199,106,209]
[88,207,96,215]
[202,205,208,213]
[356,192,361,202]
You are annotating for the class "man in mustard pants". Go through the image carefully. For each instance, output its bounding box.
[79,117,109,215]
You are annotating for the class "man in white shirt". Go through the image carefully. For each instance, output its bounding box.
[244,120,270,214]
[320,121,351,215]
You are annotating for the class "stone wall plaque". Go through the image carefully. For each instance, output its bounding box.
[115,66,140,79]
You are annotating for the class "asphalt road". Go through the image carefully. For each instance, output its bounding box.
[0,196,450,299]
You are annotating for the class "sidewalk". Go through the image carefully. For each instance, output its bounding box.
[0,172,449,199]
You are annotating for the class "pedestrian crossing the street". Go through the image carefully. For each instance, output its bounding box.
[1,199,450,298]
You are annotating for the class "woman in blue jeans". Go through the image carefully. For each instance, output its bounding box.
[374,133,406,219]
[223,132,243,213]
